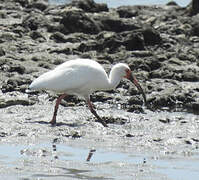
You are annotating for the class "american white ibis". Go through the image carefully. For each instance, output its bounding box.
[29,58,146,127]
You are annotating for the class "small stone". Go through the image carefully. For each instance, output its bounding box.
[127,105,144,113]
[9,64,26,74]
[159,118,170,123]
[0,47,5,56]
[70,0,108,13]
[128,97,143,105]
[182,71,199,82]
[0,97,35,108]
[184,140,192,145]
[28,0,48,11]
[125,134,135,138]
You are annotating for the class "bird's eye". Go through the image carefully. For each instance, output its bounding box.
[124,68,131,78]
[125,69,130,73]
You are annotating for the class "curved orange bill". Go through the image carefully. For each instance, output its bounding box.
[129,74,147,105]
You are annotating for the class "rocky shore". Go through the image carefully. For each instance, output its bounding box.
[0,0,199,153]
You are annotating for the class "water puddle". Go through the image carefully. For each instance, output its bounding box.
[0,143,199,179]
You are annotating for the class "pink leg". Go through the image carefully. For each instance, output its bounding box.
[50,94,67,125]
[87,100,108,127]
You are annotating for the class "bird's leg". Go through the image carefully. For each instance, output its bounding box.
[50,94,67,125]
[87,100,108,127]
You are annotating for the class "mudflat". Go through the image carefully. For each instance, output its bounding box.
[0,0,199,179]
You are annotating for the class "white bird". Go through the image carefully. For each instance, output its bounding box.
[29,58,146,127]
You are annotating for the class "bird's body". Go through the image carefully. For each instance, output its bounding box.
[30,59,111,98]
[29,58,146,127]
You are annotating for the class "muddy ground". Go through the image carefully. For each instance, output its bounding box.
[0,0,199,179]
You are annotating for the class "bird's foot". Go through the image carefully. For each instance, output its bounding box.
[101,121,108,127]
[96,118,108,127]
[49,119,56,126]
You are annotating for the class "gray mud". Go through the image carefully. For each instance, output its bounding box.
[0,97,199,179]
[0,0,199,179]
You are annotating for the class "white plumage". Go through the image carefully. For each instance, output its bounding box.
[30,59,109,96]
[29,58,146,127]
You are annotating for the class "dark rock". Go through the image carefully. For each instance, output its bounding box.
[147,88,195,110]
[145,57,162,71]
[122,32,145,50]
[149,68,175,79]
[91,92,113,102]
[192,138,199,142]
[0,32,16,42]
[71,132,81,138]
[159,118,170,123]
[176,92,187,103]
[148,95,176,108]
[127,104,144,113]
[177,53,196,62]
[50,32,87,43]
[99,16,140,33]
[190,14,199,36]
[1,77,31,93]
[30,31,46,40]
[13,26,26,37]
[189,0,199,16]
[0,47,5,56]
[153,138,163,142]
[0,97,35,108]
[128,58,147,71]
[76,34,113,53]
[131,51,153,57]
[50,32,68,43]
[2,80,17,93]
[128,96,143,106]
[70,0,108,13]
[156,54,168,62]
[100,33,123,52]
[128,56,161,72]
[38,62,51,69]
[15,0,31,7]
[0,132,8,137]
[27,0,48,11]
[185,102,199,114]
[60,9,101,34]
[31,56,40,62]
[22,13,49,31]
[117,6,139,18]
[49,47,73,55]
[100,116,127,125]
[128,85,142,96]
[125,134,135,138]
[141,26,161,45]
[169,57,184,65]
[51,58,64,65]
[9,64,26,74]
[0,11,7,19]
[182,71,199,82]
[184,140,192,145]
[77,31,145,53]
[58,95,81,106]
[191,24,199,37]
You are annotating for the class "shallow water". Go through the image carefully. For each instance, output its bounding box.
[0,143,199,180]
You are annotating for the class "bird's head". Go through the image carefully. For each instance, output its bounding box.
[119,64,147,105]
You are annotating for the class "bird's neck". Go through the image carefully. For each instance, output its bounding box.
[107,68,121,90]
